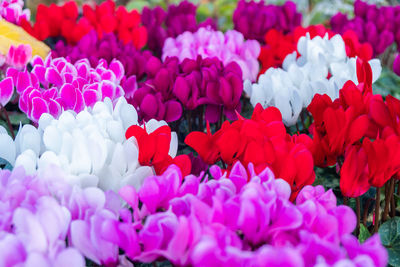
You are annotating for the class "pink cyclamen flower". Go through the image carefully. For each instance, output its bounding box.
[6,44,32,70]
[0,0,30,24]
[6,55,131,122]
[162,27,261,81]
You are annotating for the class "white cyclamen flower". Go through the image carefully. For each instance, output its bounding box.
[245,33,382,126]
[1,97,179,192]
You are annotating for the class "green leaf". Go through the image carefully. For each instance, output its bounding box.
[379,217,400,267]
[358,224,371,243]
[8,112,30,126]
[0,157,12,170]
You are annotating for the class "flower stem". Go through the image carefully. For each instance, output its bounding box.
[362,198,371,226]
[0,104,14,139]
[382,178,395,222]
[374,187,381,233]
[356,197,361,233]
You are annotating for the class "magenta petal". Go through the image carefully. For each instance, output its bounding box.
[45,68,63,87]
[73,89,84,113]
[0,77,14,106]
[83,89,100,107]
[101,81,115,100]
[109,60,125,81]
[48,99,62,118]
[164,101,182,122]
[173,77,190,105]
[6,68,19,86]
[140,94,158,118]
[204,104,220,123]
[31,97,49,122]
[60,84,78,110]
[16,71,31,94]
[122,76,137,99]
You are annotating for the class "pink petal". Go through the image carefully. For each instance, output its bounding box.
[109,60,124,81]
[83,89,100,107]
[31,97,49,122]
[0,77,14,106]
[60,84,77,110]
[101,81,115,100]
[16,70,31,94]
[45,68,63,87]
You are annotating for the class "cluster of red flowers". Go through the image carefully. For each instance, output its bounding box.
[125,124,191,177]
[258,25,373,75]
[308,59,400,197]
[21,0,147,48]
[185,105,315,198]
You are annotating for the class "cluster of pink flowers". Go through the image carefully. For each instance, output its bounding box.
[162,27,260,81]
[0,162,388,267]
[4,55,135,121]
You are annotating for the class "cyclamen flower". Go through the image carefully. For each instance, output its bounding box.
[141,0,216,55]
[233,0,302,43]
[0,97,183,192]
[0,167,85,267]
[116,162,388,267]
[6,55,134,122]
[185,104,315,197]
[162,27,261,81]
[245,33,381,126]
[259,25,373,75]
[0,0,30,25]
[308,59,400,197]
[330,0,399,56]
[132,56,243,123]
[52,30,152,80]
[21,0,147,48]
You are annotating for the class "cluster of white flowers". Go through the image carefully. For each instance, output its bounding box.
[244,33,382,126]
[0,97,178,192]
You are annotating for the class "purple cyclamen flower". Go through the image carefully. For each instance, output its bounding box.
[141,0,216,55]
[233,0,302,43]
[52,30,152,81]
[6,55,132,122]
[131,56,243,123]
[162,27,261,81]
[331,0,400,56]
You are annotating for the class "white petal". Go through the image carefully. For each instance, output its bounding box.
[169,132,178,158]
[43,125,62,154]
[0,133,15,165]
[15,150,37,174]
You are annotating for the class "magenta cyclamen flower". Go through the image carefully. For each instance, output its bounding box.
[331,0,400,55]
[141,0,216,55]
[52,30,152,81]
[5,44,32,69]
[6,55,133,122]
[233,0,302,43]
[131,56,243,123]
[162,27,261,81]
[0,0,30,25]
[116,162,388,267]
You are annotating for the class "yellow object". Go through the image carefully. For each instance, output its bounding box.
[0,19,50,59]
